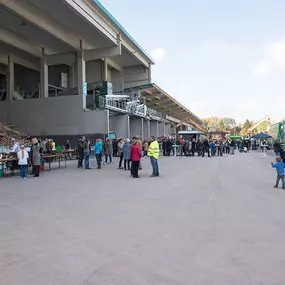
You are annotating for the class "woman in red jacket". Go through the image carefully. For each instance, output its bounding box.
[130,141,142,178]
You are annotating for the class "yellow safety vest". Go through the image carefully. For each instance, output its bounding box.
[148,141,160,159]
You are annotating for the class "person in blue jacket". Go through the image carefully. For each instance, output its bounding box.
[94,139,103,169]
[271,156,285,189]
[210,140,216,157]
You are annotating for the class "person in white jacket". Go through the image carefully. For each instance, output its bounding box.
[11,138,20,153]
[17,145,29,179]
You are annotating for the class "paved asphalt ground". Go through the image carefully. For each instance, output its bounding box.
[1,152,285,285]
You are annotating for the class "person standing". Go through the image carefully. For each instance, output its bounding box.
[123,138,131,170]
[191,139,196,156]
[272,156,285,189]
[210,140,216,157]
[230,139,235,155]
[113,139,118,157]
[143,140,149,157]
[130,140,142,178]
[17,145,29,180]
[184,140,190,157]
[202,139,210,157]
[162,139,166,156]
[196,139,202,156]
[84,138,91,169]
[32,140,41,177]
[11,138,20,153]
[77,136,84,168]
[42,139,47,153]
[166,139,172,156]
[51,139,56,151]
[215,140,220,156]
[136,136,143,169]
[117,138,124,169]
[104,138,113,164]
[46,139,53,154]
[148,136,160,177]
[220,140,224,157]
[95,139,103,169]
[65,140,72,160]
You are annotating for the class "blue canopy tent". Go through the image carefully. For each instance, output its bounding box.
[252,132,272,139]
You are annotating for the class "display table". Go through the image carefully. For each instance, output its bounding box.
[42,154,67,171]
[0,158,18,177]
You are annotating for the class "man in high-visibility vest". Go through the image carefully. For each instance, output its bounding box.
[148,136,160,177]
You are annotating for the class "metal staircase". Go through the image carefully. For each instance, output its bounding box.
[87,84,163,120]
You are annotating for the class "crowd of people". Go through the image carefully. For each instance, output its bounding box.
[8,133,285,185]
[77,135,160,178]
[8,137,43,179]
[161,137,236,157]
[160,137,262,157]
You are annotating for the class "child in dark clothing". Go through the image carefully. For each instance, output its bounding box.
[271,156,285,189]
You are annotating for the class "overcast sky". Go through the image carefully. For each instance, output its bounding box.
[99,0,285,123]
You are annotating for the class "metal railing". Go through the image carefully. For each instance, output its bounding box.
[146,107,163,121]
[124,79,151,89]
[48,84,67,97]
[29,83,40,99]
[0,88,6,101]
[97,95,164,120]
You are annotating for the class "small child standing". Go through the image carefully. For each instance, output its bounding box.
[271,156,285,189]
[17,145,29,180]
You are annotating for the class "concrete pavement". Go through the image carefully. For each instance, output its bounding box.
[1,152,285,285]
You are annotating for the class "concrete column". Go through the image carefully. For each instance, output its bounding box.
[148,120,151,138]
[158,122,164,137]
[102,58,107,81]
[77,44,86,109]
[150,120,158,138]
[127,115,130,138]
[164,123,170,136]
[130,117,144,138]
[109,114,130,138]
[40,48,48,98]
[69,63,76,88]
[143,119,150,139]
[6,54,14,102]
[156,121,159,138]
[141,118,144,139]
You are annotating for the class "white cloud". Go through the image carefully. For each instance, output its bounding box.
[254,60,272,75]
[254,40,285,75]
[150,48,166,62]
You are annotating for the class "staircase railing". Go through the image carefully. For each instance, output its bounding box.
[29,83,40,99]
[0,88,5,101]
[48,84,67,97]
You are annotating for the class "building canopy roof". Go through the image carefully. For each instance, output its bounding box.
[124,83,204,130]
[92,0,154,66]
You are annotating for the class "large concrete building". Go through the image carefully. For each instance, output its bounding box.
[0,0,203,142]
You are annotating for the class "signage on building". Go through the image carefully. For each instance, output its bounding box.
[82,82,87,97]
[61,73,68,88]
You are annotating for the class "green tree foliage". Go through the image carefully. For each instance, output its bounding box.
[241,119,254,135]
[203,117,237,132]
[230,125,242,135]
[203,117,270,136]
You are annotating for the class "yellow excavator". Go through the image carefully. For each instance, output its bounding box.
[243,116,271,136]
